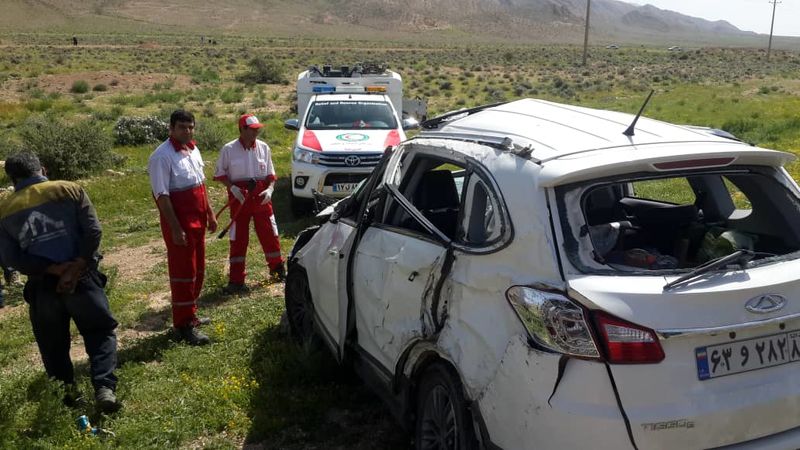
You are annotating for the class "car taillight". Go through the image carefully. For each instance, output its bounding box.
[506,286,600,359]
[301,130,322,151]
[383,130,401,148]
[593,311,664,364]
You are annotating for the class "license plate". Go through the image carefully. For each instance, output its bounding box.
[696,330,800,380]
[332,182,358,193]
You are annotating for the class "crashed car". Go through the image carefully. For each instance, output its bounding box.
[285,98,800,449]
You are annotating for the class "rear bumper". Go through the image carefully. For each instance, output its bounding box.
[609,333,800,449]
[291,161,374,199]
[476,337,633,450]
[713,425,800,450]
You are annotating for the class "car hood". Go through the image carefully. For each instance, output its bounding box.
[309,129,397,152]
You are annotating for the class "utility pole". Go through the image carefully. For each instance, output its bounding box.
[582,0,591,66]
[767,0,780,61]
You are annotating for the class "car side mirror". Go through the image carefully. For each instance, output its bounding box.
[284,119,299,131]
[402,117,420,130]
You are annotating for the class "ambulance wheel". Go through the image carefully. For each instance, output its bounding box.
[290,194,314,217]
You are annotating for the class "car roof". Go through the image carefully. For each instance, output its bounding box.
[412,98,795,186]
[427,98,746,161]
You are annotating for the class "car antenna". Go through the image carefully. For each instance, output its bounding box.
[623,89,655,137]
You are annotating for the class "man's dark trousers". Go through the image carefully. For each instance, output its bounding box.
[24,270,118,391]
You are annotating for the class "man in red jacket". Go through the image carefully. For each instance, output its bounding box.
[148,110,217,345]
[214,114,284,294]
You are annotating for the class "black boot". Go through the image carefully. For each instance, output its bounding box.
[176,325,211,346]
[95,386,121,413]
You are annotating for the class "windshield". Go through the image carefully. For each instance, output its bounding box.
[557,166,800,274]
[305,100,397,130]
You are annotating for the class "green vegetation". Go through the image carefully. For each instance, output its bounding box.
[12,116,123,180]
[0,33,798,448]
[70,80,90,94]
[113,117,169,146]
[238,57,288,85]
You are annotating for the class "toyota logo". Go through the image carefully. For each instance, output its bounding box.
[745,294,787,314]
[344,155,361,167]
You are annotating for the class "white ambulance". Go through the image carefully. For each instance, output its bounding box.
[285,64,421,215]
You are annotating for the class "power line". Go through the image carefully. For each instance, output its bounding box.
[767,0,781,61]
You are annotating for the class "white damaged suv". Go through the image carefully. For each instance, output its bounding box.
[285,98,800,449]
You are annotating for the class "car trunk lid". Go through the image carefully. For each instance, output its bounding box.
[569,258,800,448]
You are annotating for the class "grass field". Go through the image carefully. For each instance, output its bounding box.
[0,34,798,448]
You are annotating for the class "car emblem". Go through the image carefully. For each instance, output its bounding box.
[745,294,787,314]
[344,155,361,167]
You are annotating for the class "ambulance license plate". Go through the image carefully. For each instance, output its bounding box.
[332,182,358,193]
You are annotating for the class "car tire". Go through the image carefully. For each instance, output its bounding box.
[415,363,478,450]
[284,266,318,345]
[290,193,314,217]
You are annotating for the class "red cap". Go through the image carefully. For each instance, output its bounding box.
[239,114,264,129]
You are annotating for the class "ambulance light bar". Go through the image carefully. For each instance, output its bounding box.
[336,86,365,93]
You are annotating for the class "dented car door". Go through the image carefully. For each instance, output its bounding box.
[347,148,465,373]
[351,226,447,372]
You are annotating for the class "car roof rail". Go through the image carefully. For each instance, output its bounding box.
[415,131,540,162]
[420,102,509,130]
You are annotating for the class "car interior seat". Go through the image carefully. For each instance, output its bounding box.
[411,170,461,239]
[585,186,622,226]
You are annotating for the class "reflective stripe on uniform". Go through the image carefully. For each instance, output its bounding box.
[170,277,196,283]
[172,301,197,306]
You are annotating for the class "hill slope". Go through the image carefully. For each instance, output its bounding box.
[0,0,792,48]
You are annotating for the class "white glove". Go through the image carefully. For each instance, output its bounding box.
[230,185,245,204]
[259,185,274,205]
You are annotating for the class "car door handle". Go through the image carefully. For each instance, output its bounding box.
[328,248,339,256]
[408,271,419,282]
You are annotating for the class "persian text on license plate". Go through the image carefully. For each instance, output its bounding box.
[332,183,358,193]
[696,330,800,380]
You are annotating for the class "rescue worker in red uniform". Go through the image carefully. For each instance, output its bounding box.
[214,114,285,294]
[148,110,217,345]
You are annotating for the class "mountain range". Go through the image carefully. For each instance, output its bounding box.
[1,0,790,47]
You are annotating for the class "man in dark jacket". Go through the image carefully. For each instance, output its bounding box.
[0,152,120,413]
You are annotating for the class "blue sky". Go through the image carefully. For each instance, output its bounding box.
[629,0,800,37]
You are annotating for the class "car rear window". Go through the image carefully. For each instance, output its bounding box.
[558,167,800,273]
[305,100,397,130]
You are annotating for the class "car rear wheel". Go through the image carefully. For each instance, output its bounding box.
[284,267,317,344]
[415,364,478,450]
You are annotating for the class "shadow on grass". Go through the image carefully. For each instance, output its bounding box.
[1,372,102,446]
[270,178,321,238]
[245,326,408,449]
[116,330,174,365]
[132,306,171,332]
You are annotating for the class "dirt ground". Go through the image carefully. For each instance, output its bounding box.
[0,71,193,101]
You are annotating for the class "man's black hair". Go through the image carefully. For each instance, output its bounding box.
[5,152,42,182]
[170,109,195,127]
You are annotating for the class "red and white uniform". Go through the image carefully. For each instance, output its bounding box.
[148,138,208,327]
[214,138,283,284]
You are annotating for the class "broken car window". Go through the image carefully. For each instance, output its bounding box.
[563,168,800,273]
[383,156,466,241]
